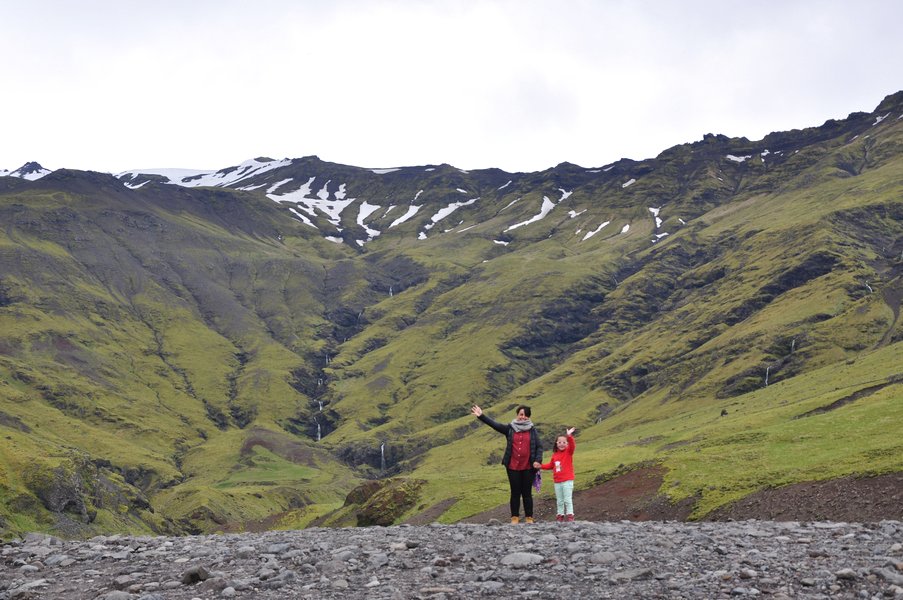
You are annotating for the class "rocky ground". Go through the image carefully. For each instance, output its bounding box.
[2,470,901,599]
[2,519,902,599]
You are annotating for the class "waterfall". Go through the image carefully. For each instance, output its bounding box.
[764,366,770,387]
[380,443,386,472]
[316,420,321,442]
[318,401,323,412]
[790,338,796,353]
[389,286,393,297]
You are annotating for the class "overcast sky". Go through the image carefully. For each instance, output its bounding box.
[3,0,902,174]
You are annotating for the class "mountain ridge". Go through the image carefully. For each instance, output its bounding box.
[0,91,901,538]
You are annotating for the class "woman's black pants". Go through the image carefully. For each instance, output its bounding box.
[506,468,534,518]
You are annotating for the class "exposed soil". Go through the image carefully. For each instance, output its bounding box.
[447,466,903,524]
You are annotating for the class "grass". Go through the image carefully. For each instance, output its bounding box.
[1,101,901,536]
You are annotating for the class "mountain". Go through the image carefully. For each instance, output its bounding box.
[1,161,52,181]
[1,92,901,538]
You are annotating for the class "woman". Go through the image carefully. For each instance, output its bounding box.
[471,404,543,524]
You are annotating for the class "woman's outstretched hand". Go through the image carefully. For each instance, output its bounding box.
[471,405,483,417]
[566,427,576,436]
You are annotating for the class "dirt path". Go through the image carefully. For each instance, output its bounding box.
[443,467,903,524]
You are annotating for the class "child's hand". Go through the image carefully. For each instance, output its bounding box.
[566,427,575,436]
[533,462,542,469]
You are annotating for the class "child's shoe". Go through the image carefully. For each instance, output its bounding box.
[566,514,575,522]
[510,516,520,524]
[525,517,535,524]
[556,514,564,522]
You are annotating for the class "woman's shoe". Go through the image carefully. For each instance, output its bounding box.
[510,516,520,524]
[525,517,535,524]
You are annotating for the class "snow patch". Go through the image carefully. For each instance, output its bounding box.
[500,197,521,212]
[498,180,512,190]
[874,113,890,126]
[620,224,630,234]
[371,168,400,174]
[267,178,293,194]
[389,205,422,228]
[505,196,555,231]
[649,207,662,229]
[357,201,382,240]
[581,220,610,241]
[726,154,752,163]
[622,178,636,188]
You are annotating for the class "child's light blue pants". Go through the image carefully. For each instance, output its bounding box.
[554,479,574,515]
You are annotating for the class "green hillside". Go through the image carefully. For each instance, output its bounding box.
[1,92,901,537]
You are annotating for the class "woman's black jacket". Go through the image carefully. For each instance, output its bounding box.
[477,414,543,470]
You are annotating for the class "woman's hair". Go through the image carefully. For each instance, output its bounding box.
[515,405,531,417]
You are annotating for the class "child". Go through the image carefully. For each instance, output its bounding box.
[533,427,576,521]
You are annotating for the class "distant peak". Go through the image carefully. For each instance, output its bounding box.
[7,161,52,181]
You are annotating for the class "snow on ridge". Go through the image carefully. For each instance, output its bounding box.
[581,220,610,241]
[267,178,293,194]
[505,196,555,232]
[874,113,890,126]
[372,168,400,174]
[430,197,478,224]
[390,205,422,228]
[118,167,212,185]
[185,157,292,187]
[120,158,292,188]
[500,197,520,212]
[267,174,356,227]
[649,206,662,228]
[288,207,315,228]
[726,154,752,163]
[358,201,382,240]
[419,197,479,239]
[7,164,53,181]
[317,180,331,200]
